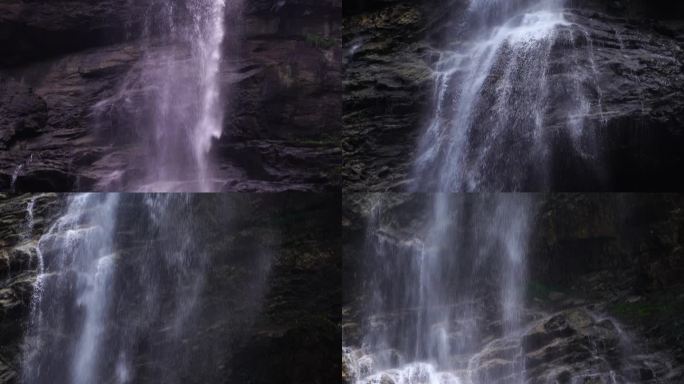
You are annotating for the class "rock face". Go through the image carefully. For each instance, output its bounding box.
[342,194,684,383]
[518,308,675,384]
[343,3,437,191]
[0,0,341,192]
[467,308,629,384]
[342,0,684,191]
[225,192,342,384]
[0,193,340,384]
[0,81,47,153]
[0,193,63,384]
[530,194,684,369]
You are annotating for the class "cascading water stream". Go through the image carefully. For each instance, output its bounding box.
[348,194,534,384]
[411,0,602,191]
[19,194,271,384]
[141,0,228,192]
[97,0,237,192]
[21,194,120,384]
[22,196,37,241]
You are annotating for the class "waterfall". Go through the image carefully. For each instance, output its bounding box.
[139,0,229,192]
[350,194,534,384]
[21,194,120,384]
[19,194,271,384]
[97,0,237,192]
[411,0,601,191]
[22,196,37,241]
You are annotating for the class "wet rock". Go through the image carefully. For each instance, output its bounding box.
[0,194,62,384]
[522,313,578,353]
[521,309,624,383]
[343,347,374,383]
[0,41,140,191]
[470,338,523,384]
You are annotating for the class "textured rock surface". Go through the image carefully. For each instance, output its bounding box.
[343,3,438,191]
[0,193,62,384]
[0,1,341,192]
[529,194,684,370]
[0,193,340,384]
[342,0,684,191]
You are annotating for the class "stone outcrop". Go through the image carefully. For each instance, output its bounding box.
[469,308,680,384]
[0,0,341,192]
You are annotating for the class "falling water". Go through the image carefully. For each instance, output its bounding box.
[21,194,120,384]
[22,196,37,241]
[411,0,602,191]
[349,194,534,384]
[140,0,229,192]
[98,0,236,192]
[19,194,271,384]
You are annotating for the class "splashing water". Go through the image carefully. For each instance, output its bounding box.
[351,194,534,384]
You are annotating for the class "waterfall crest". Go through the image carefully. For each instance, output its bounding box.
[411,0,602,191]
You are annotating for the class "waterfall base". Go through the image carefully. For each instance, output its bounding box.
[344,308,679,384]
